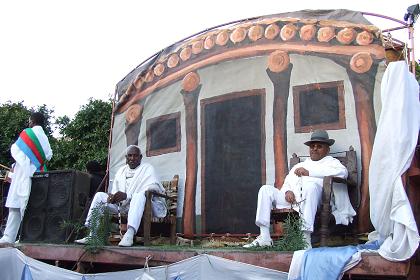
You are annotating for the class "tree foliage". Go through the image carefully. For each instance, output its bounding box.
[49,98,112,171]
[0,101,54,167]
[0,99,112,172]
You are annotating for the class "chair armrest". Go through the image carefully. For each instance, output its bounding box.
[331,176,348,185]
[145,190,171,200]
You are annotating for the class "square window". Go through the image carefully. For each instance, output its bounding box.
[293,81,346,133]
[146,112,181,156]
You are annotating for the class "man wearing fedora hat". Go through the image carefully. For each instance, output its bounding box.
[244,130,355,249]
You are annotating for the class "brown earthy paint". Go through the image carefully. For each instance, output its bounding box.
[356,31,374,46]
[181,83,200,237]
[144,69,154,83]
[267,50,290,73]
[125,104,143,124]
[182,72,200,92]
[280,24,297,41]
[167,53,180,68]
[17,243,411,277]
[347,69,378,233]
[192,40,204,55]
[180,46,192,61]
[216,30,229,46]
[292,81,346,133]
[248,25,264,42]
[264,24,280,40]
[230,27,247,43]
[117,43,385,113]
[300,25,316,41]
[267,65,294,188]
[337,28,356,45]
[153,63,165,76]
[317,26,335,42]
[350,52,373,73]
[204,35,215,50]
[133,74,144,90]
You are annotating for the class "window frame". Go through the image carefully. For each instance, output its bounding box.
[292,80,346,133]
[146,112,181,157]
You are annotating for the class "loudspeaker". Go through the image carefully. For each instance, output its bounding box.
[21,170,90,243]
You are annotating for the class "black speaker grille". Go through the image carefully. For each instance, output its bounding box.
[27,176,49,209]
[44,210,68,242]
[21,170,90,243]
[47,173,72,208]
[22,211,45,241]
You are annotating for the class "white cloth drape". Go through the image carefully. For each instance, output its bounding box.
[369,61,420,261]
[0,248,288,280]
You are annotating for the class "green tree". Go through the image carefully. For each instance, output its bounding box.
[0,101,54,167]
[49,98,112,171]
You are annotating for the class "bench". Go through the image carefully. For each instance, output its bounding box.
[271,146,358,246]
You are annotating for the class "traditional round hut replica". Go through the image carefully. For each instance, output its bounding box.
[109,9,395,237]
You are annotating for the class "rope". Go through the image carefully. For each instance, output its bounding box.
[144,255,152,272]
[117,203,123,238]
[293,177,305,216]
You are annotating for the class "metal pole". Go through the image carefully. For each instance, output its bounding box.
[409,25,416,74]
[105,96,116,193]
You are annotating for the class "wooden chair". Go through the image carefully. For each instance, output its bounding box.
[271,146,358,246]
[143,175,179,246]
[114,175,179,246]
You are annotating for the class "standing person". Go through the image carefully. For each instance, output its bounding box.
[75,145,166,247]
[0,112,53,244]
[243,130,355,249]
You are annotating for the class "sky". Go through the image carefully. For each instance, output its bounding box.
[0,0,418,119]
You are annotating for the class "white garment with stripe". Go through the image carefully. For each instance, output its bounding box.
[5,125,53,215]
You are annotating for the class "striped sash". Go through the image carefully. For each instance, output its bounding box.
[15,128,48,172]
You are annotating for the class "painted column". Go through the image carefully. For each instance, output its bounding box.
[180,72,201,237]
[123,80,145,147]
[124,101,144,146]
[346,52,378,233]
[266,50,293,188]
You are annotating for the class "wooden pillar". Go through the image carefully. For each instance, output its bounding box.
[266,50,293,188]
[180,72,201,237]
[346,52,378,233]
[124,101,144,146]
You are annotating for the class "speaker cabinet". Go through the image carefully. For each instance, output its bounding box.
[21,170,90,243]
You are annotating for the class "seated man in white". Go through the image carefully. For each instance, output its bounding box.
[75,145,166,247]
[244,130,356,248]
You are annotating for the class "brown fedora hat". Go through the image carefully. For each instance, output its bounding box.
[304,130,335,146]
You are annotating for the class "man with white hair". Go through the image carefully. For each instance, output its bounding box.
[75,145,166,247]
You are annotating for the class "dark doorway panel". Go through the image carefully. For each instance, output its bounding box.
[201,89,265,234]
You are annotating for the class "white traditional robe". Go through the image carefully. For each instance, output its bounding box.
[6,125,53,216]
[86,162,166,232]
[256,156,355,232]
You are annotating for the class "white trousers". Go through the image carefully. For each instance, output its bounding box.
[255,177,323,232]
[85,185,164,232]
[0,208,21,243]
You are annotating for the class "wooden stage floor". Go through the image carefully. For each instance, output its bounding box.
[1,243,414,279]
